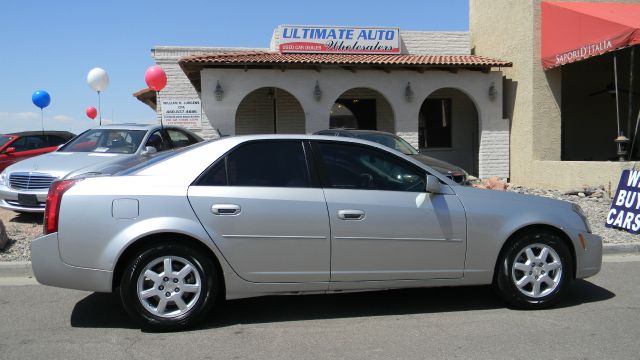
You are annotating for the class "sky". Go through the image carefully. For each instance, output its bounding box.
[0,0,469,136]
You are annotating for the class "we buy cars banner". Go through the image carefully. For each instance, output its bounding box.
[606,170,640,234]
[278,25,400,54]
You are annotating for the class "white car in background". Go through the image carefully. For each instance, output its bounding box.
[0,124,202,212]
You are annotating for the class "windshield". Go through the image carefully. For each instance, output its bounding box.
[0,135,13,148]
[59,129,147,154]
[355,133,419,155]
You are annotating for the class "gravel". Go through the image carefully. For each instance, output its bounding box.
[0,186,632,262]
[0,209,42,262]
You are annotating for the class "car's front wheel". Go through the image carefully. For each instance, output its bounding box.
[494,230,573,309]
[119,242,218,331]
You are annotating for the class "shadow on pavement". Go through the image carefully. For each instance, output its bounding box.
[70,279,614,330]
[9,212,43,225]
[70,292,137,329]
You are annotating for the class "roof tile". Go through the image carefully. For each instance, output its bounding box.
[179,51,512,67]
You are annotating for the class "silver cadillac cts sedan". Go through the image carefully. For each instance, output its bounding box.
[31,135,602,330]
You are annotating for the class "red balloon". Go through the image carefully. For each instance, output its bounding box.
[86,106,97,120]
[145,65,167,92]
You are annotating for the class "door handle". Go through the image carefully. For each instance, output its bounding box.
[338,209,365,220]
[211,204,241,215]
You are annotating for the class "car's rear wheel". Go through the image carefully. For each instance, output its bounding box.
[494,230,573,309]
[119,242,218,331]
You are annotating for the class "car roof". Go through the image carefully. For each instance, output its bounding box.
[6,130,75,138]
[315,129,397,137]
[89,123,196,132]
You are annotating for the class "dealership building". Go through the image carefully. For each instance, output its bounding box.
[136,26,512,179]
[136,0,640,190]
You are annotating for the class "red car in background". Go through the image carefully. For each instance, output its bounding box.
[0,131,75,173]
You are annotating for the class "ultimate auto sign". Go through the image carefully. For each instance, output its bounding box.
[606,170,640,234]
[278,25,400,54]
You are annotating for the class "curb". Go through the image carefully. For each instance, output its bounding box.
[0,261,33,278]
[0,243,639,279]
[603,242,640,255]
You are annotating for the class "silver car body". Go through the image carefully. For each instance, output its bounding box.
[31,135,602,300]
[0,124,201,212]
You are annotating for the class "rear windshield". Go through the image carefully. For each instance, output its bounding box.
[354,133,419,155]
[59,129,146,154]
[0,135,13,148]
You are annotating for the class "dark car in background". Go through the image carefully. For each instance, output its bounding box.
[314,129,469,184]
[0,131,75,173]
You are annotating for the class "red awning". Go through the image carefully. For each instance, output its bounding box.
[541,1,640,69]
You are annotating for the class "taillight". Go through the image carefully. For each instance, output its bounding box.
[44,179,81,235]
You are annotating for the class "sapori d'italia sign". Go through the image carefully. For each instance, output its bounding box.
[278,25,400,54]
[606,170,640,234]
[555,39,613,66]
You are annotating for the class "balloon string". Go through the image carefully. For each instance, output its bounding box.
[98,91,102,126]
[41,109,44,137]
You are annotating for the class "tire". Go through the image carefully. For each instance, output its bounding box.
[494,230,573,309]
[119,242,219,331]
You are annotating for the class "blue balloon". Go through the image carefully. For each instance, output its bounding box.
[32,90,51,109]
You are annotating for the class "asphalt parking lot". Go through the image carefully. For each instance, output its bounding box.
[0,255,639,360]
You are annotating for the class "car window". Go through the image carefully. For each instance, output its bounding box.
[9,137,28,151]
[60,129,146,154]
[145,130,172,152]
[0,136,13,148]
[315,142,425,192]
[44,135,68,147]
[167,129,197,149]
[197,141,310,187]
[10,136,45,152]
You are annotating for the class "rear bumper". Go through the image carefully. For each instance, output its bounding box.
[31,233,113,292]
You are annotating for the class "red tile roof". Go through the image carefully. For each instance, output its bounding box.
[180,51,512,67]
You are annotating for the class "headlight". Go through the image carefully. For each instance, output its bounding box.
[571,203,592,233]
[0,171,7,186]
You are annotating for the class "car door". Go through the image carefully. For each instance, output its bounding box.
[2,136,43,167]
[187,140,331,284]
[312,141,467,282]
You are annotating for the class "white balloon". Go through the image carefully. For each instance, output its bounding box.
[87,67,109,92]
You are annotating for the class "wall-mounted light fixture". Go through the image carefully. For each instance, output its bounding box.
[488,82,498,101]
[214,81,224,101]
[313,81,322,101]
[405,82,414,102]
[615,133,630,161]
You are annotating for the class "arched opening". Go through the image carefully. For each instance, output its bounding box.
[329,88,394,132]
[235,87,305,135]
[419,88,480,176]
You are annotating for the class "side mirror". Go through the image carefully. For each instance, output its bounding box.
[425,174,442,194]
[141,146,157,156]
[3,147,15,154]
